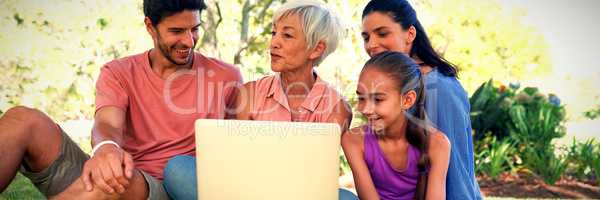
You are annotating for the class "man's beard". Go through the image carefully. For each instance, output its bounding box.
[156,34,194,66]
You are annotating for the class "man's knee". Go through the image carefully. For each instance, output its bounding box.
[54,171,146,200]
[4,106,34,119]
[49,174,114,200]
[120,170,150,200]
[3,106,49,127]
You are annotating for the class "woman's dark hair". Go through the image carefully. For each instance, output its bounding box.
[363,0,458,77]
[143,0,207,26]
[363,51,430,200]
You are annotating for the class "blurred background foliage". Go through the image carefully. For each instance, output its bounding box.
[471,79,600,185]
[0,0,552,123]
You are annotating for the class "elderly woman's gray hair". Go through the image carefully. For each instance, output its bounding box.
[273,0,344,66]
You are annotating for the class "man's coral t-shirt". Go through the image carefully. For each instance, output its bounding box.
[95,50,242,179]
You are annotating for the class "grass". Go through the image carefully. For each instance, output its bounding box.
[0,172,581,200]
[0,173,44,200]
[0,136,90,200]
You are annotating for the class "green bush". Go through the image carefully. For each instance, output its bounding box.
[567,138,600,185]
[566,138,597,180]
[508,87,565,151]
[522,147,568,185]
[583,105,600,120]
[475,136,515,180]
[339,152,351,176]
[508,88,566,185]
[592,156,600,185]
[470,80,566,146]
[470,79,568,184]
[470,80,515,141]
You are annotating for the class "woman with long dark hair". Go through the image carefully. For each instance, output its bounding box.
[353,0,482,199]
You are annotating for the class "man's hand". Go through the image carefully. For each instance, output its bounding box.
[81,144,134,194]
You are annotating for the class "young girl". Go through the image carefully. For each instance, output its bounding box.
[360,0,481,199]
[342,51,450,200]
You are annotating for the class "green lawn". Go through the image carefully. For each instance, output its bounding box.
[0,135,91,200]
[0,173,44,200]
[0,175,577,200]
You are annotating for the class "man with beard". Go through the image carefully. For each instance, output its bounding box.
[0,0,242,199]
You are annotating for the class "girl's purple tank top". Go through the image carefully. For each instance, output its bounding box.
[363,126,421,200]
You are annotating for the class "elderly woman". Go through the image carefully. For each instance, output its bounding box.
[234,0,350,131]
[161,1,356,199]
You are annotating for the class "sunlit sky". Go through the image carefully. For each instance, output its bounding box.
[500,0,600,75]
[497,0,600,140]
[498,0,600,121]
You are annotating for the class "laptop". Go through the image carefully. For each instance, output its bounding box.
[194,119,341,200]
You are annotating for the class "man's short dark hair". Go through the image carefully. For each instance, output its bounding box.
[143,0,207,26]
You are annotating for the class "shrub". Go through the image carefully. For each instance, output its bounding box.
[566,138,597,180]
[507,87,566,185]
[475,136,515,180]
[522,147,568,185]
[470,80,515,141]
[583,105,600,120]
[508,87,566,152]
[567,138,600,185]
[470,79,568,184]
[592,155,600,185]
[339,152,351,176]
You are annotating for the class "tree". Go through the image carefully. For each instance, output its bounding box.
[415,0,551,92]
[0,0,150,121]
[0,0,552,122]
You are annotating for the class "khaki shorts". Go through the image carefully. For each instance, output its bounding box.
[19,127,169,200]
